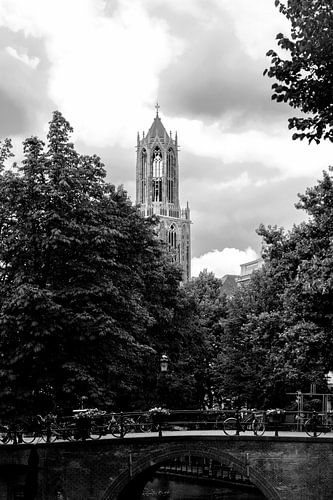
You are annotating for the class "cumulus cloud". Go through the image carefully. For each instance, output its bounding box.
[0,0,331,264]
[191,247,259,278]
[6,45,39,68]
[217,0,290,60]
[0,0,183,146]
[185,165,313,257]
[0,23,53,138]
[1,0,331,180]
[166,116,333,181]
[158,9,285,128]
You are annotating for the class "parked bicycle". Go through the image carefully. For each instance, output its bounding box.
[108,413,141,437]
[20,410,108,443]
[20,415,51,444]
[223,409,265,436]
[304,412,333,437]
[71,409,107,440]
[0,423,23,444]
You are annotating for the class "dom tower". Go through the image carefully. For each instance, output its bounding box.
[136,105,191,281]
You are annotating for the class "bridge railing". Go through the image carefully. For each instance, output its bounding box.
[0,409,331,444]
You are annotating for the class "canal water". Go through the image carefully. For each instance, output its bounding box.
[141,477,266,499]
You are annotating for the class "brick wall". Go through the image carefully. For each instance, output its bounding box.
[0,435,331,499]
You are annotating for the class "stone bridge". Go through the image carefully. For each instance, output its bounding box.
[0,434,332,499]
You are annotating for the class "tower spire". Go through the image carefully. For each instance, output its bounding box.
[155,101,160,117]
[135,109,191,281]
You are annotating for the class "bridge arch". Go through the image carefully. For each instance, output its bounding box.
[101,442,282,500]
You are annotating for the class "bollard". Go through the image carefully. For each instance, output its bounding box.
[312,411,317,438]
[235,409,241,436]
[274,421,279,437]
[46,421,52,443]
[120,412,124,438]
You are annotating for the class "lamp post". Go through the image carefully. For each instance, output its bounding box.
[80,396,88,410]
[160,354,169,374]
[325,371,333,413]
[326,371,333,390]
[159,354,169,406]
[156,354,169,437]
[157,354,169,408]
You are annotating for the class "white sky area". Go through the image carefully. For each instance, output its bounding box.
[0,0,332,278]
[192,247,258,278]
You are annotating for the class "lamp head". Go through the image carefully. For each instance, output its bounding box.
[160,354,169,373]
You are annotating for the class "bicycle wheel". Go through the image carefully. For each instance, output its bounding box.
[252,419,265,436]
[0,426,10,444]
[46,424,59,443]
[108,418,123,438]
[0,433,10,444]
[126,417,139,434]
[66,432,76,442]
[223,417,238,436]
[89,425,103,440]
[21,431,37,444]
[304,419,322,437]
[137,414,153,433]
[61,424,76,441]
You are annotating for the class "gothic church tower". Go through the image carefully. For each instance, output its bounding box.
[136,105,191,281]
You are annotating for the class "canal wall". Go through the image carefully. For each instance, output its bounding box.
[0,434,331,499]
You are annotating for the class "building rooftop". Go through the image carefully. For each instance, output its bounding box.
[147,114,169,140]
[220,274,239,297]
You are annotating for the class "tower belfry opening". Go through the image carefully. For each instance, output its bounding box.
[135,105,191,281]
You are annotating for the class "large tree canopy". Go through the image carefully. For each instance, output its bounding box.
[181,270,228,408]
[265,0,333,143]
[0,112,183,417]
[211,170,333,408]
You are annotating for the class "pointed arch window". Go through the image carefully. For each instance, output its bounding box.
[152,147,162,202]
[141,149,147,177]
[140,149,147,203]
[167,148,175,203]
[152,147,162,177]
[168,223,177,250]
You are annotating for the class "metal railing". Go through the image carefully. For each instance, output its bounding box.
[0,409,332,444]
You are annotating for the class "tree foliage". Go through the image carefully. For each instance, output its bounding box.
[211,170,333,408]
[212,267,287,408]
[265,0,333,143]
[181,270,228,408]
[0,112,183,416]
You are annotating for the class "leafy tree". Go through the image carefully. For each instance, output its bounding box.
[212,266,287,408]
[265,0,333,143]
[180,270,228,409]
[134,270,227,411]
[212,167,333,408]
[0,112,182,417]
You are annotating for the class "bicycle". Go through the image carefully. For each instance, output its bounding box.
[107,413,141,437]
[304,412,332,437]
[48,420,79,442]
[223,409,265,436]
[69,409,108,441]
[0,423,23,444]
[137,413,154,433]
[21,414,60,443]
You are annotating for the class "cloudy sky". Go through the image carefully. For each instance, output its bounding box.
[0,0,332,277]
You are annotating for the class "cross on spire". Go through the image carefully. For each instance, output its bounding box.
[155,101,160,116]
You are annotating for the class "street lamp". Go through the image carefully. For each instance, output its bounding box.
[160,354,169,373]
[326,371,333,390]
[80,396,88,410]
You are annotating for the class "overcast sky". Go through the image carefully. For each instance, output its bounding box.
[0,0,332,277]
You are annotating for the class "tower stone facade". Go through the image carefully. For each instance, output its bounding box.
[136,106,191,281]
